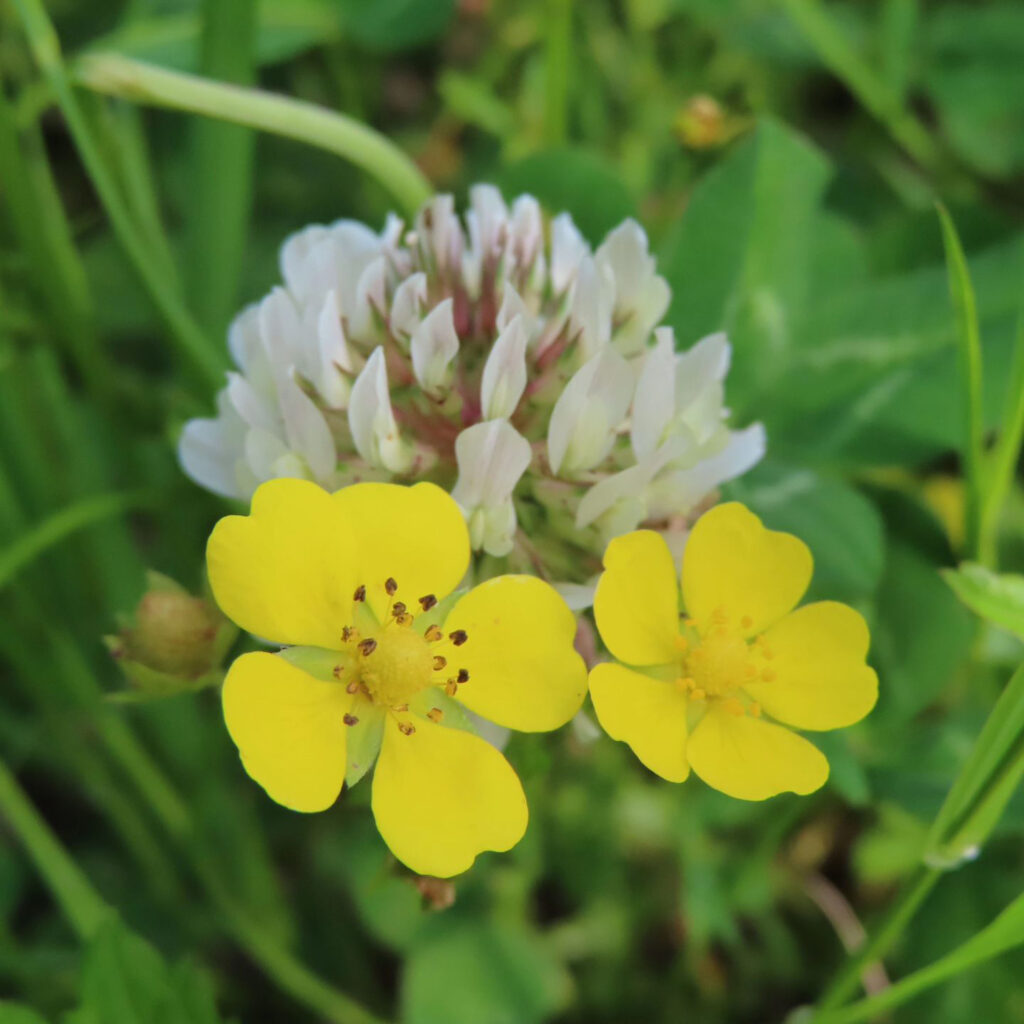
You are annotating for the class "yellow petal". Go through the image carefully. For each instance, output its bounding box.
[589,663,690,782]
[333,482,470,620]
[744,602,878,730]
[207,478,358,648]
[687,704,828,800]
[371,714,527,877]
[440,576,587,732]
[681,502,811,637]
[593,530,680,666]
[222,652,353,812]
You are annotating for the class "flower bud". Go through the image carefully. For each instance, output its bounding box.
[104,572,236,699]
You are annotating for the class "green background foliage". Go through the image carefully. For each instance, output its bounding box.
[0,1,1022,1022]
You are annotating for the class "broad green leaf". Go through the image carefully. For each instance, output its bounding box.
[942,563,1024,638]
[660,119,832,406]
[498,148,635,243]
[725,461,884,601]
[872,542,975,722]
[402,915,570,1024]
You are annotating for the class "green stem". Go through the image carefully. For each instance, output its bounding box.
[0,490,155,590]
[187,0,258,335]
[815,865,941,1012]
[11,0,224,391]
[0,755,111,939]
[543,0,572,145]
[75,53,433,218]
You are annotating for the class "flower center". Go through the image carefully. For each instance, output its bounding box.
[674,608,774,715]
[359,626,434,707]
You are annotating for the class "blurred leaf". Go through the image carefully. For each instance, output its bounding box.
[337,0,456,53]
[498,148,635,243]
[0,1006,50,1024]
[873,542,975,722]
[83,1,340,71]
[67,918,224,1024]
[402,915,570,1024]
[660,118,831,404]
[725,461,884,602]
[942,563,1024,639]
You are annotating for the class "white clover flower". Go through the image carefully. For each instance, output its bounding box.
[180,184,763,581]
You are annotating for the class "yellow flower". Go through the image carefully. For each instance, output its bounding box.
[207,478,587,876]
[589,503,877,800]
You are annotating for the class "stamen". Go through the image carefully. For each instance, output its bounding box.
[433,655,447,670]
[398,722,415,736]
[353,585,366,602]
[427,707,444,723]
[762,646,775,661]
[392,601,407,617]
[456,668,469,684]
[449,629,468,646]
[332,665,344,678]
[745,664,757,678]
[385,577,398,596]
[395,612,414,626]
[343,713,359,726]
[392,703,409,712]
[358,638,378,656]
[345,680,360,694]
[341,626,358,642]
[425,624,443,642]
[445,679,458,697]
[419,594,438,611]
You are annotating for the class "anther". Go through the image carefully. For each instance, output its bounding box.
[433,655,447,671]
[392,703,409,712]
[456,668,469,684]
[345,680,360,694]
[398,722,415,736]
[341,625,359,642]
[419,594,437,611]
[449,629,468,646]
[425,624,443,642]
[358,638,377,656]
[343,713,359,726]
[385,577,398,596]
[395,612,414,626]
[427,707,444,723]
[392,601,407,617]
[332,664,344,678]
[353,585,366,602]
[445,679,458,697]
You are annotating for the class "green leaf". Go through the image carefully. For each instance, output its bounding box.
[498,148,635,243]
[942,563,1024,638]
[72,918,225,1024]
[337,0,456,53]
[725,462,884,601]
[925,662,1024,867]
[660,118,832,407]
[0,1005,51,1024]
[402,916,570,1024]
[816,885,1024,1024]
[937,203,985,562]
